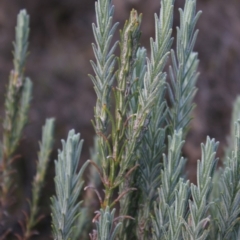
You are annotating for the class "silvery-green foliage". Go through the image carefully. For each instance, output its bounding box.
[89,0,118,186]
[25,118,55,238]
[209,96,240,238]
[89,0,118,136]
[118,47,147,239]
[138,0,174,114]
[128,47,147,115]
[31,118,55,210]
[152,130,186,239]
[208,98,240,234]
[209,97,240,234]
[12,77,32,150]
[153,179,190,240]
[51,130,88,240]
[47,0,240,239]
[1,9,32,208]
[92,8,142,209]
[209,166,221,202]
[134,0,175,235]
[168,0,201,135]
[160,130,186,205]
[166,179,190,240]
[229,97,240,145]
[182,137,218,240]
[89,135,102,189]
[37,119,55,173]
[211,121,240,239]
[93,207,122,240]
[89,1,143,206]
[113,9,142,177]
[7,1,240,239]
[13,9,30,76]
[3,9,32,158]
[140,0,174,200]
[224,96,240,161]
[72,136,102,240]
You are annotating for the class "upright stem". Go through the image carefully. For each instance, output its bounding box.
[102,10,142,208]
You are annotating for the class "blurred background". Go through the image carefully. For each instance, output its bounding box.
[0,0,239,239]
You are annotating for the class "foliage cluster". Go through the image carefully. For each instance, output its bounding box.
[0,0,240,239]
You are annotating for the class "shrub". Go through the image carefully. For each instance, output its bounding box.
[0,0,240,239]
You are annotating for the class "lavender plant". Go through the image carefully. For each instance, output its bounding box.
[23,118,55,239]
[82,0,240,239]
[168,0,201,135]
[0,10,32,213]
[152,129,186,239]
[51,130,89,240]
[210,121,240,239]
[0,9,55,239]
[129,0,175,237]
[1,0,240,239]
